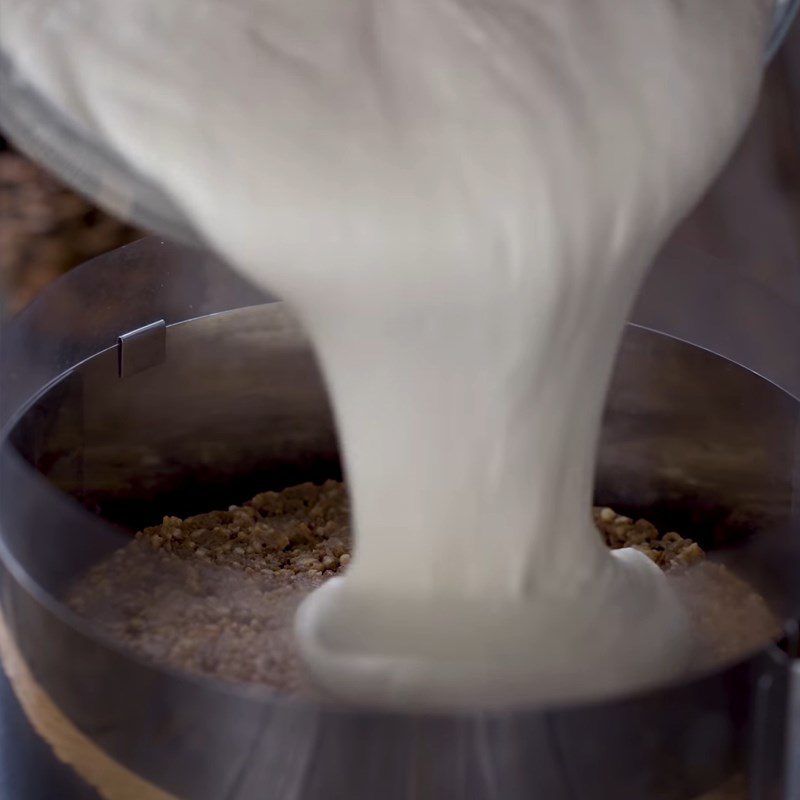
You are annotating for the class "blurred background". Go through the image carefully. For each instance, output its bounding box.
[0,134,141,318]
[1,22,800,320]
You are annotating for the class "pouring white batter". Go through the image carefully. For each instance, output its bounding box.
[1,0,771,706]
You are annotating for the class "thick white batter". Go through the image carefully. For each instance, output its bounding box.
[1,0,770,706]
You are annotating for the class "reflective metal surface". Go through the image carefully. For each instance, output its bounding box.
[117,319,166,379]
[1,238,800,799]
[633,244,800,404]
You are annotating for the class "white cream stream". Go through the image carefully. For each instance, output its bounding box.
[1,0,770,706]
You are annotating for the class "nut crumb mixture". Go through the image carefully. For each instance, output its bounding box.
[136,479,351,577]
[138,482,703,574]
[592,505,706,570]
[68,480,780,696]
